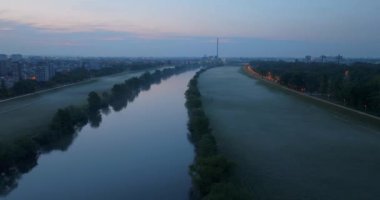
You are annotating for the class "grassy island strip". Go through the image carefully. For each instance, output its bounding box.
[185,69,251,200]
[0,65,198,195]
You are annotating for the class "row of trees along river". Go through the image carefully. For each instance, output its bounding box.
[249,61,380,117]
[0,64,198,197]
[0,62,167,99]
[185,68,251,200]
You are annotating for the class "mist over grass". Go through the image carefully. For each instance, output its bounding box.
[198,66,380,200]
[0,67,170,140]
[185,68,251,200]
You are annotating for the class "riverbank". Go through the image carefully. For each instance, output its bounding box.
[0,65,171,104]
[2,69,197,200]
[0,65,199,196]
[198,66,380,200]
[0,80,95,104]
[185,68,251,200]
[243,65,380,122]
[0,66,171,140]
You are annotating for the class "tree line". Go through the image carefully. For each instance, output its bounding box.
[0,62,164,99]
[0,64,198,196]
[250,61,380,116]
[185,69,251,200]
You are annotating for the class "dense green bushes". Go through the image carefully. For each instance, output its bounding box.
[204,182,252,200]
[0,138,38,173]
[185,69,251,200]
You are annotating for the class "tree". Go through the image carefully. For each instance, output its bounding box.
[190,155,233,195]
[50,109,74,134]
[249,60,380,116]
[87,91,102,111]
[0,79,8,98]
[203,182,251,200]
[12,80,37,95]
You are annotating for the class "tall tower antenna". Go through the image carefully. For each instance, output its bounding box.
[217,38,219,58]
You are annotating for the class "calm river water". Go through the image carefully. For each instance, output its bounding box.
[199,66,380,200]
[3,71,196,200]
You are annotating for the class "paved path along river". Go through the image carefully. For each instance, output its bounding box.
[199,66,380,200]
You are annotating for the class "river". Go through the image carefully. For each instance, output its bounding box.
[0,67,170,140]
[199,66,380,200]
[2,70,196,200]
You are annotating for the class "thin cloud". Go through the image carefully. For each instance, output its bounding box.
[100,37,126,41]
[0,27,13,31]
[31,40,84,47]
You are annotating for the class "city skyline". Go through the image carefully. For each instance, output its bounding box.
[1,0,379,57]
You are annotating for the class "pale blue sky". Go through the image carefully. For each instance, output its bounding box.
[0,0,379,57]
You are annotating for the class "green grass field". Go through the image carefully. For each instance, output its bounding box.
[0,68,160,141]
[198,66,380,200]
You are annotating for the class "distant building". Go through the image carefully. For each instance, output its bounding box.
[305,55,312,63]
[0,62,8,77]
[0,55,8,76]
[10,54,22,62]
[0,54,7,61]
[35,66,51,81]
[336,54,343,64]
[320,55,327,63]
[49,65,56,79]
[11,62,23,81]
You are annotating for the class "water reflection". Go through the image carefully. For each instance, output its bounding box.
[0,65,198,197]
[88,110,102,128]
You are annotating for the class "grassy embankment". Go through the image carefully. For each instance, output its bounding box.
[185,69,251,200]
[0,65,197,195]
[243,65,380,123]
[198,66,380,199]
[0,66,171,141]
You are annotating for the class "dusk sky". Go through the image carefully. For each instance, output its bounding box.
[0,0,379,57]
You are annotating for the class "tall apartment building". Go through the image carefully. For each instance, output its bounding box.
[0,54,8,76]
[36,66,49,81]
[35,65,55,81]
